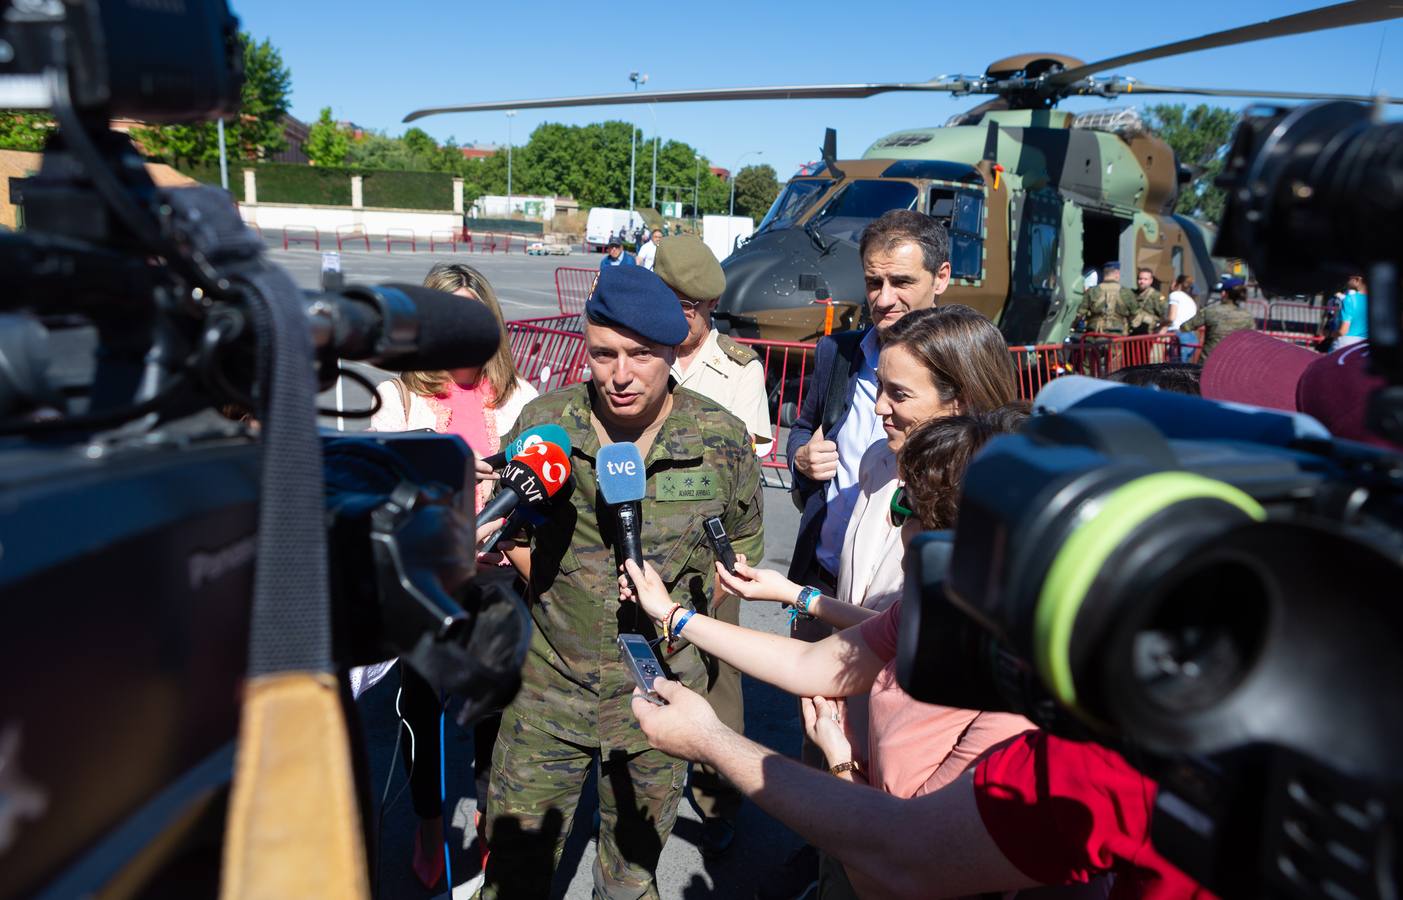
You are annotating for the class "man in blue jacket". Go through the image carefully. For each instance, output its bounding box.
[599,236,636,271]
[786,209,951,604]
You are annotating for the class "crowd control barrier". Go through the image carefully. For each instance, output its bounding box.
[385,228,417,253]
[282,225,320,251]
[554,267,597,314]
[335,225,369,252]
[429,230,458,253]
[507,320,589,393]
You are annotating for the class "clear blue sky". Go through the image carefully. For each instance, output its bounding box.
[231,0,1401,178]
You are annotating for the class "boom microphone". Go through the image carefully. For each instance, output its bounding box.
[482,423,573,469]
[596,442,647,585]
[305,282,502,371]
[476,441,572,527]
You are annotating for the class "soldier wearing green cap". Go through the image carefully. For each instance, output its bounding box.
[483,264,765,899]
[651,233,772,854]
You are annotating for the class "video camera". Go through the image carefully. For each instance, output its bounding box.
[899,101,1403,899]
[0,2,527,896]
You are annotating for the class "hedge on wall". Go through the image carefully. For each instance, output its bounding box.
[362,170,452,210]
[255,164,354,206]
[182,164,245,201]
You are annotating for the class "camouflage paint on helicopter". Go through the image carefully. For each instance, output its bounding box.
[717,103,1217,345]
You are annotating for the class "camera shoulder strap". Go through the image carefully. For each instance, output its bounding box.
[212,239,370,900]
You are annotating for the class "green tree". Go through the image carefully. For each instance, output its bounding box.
[731,164,780,220]
[1144,103,1238,221]
[135,33,292,167]
[0,111,54,151]
[304,107,351,166]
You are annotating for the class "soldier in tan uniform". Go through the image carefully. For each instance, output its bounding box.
[651,234,769,854]
[655,235,774,458]
[1077,261,1140,335]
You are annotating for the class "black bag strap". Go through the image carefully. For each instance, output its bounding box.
[820,329,866,435]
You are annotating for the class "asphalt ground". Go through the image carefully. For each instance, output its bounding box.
[266,240,810,898]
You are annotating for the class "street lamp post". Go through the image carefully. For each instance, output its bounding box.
[506,110,516,222]
[628,72,647,213]
[693,157,701,224]
[729,150,763,217]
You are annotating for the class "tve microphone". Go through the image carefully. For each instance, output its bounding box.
[477,441,572,528]
[482,423,573,470]
[597,442,648,583]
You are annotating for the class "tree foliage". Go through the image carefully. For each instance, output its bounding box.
[0,111,54,152]
[1143,103,1238,222]
[731,164,780,220]
[135,33,292,167]
[304,106,351,166]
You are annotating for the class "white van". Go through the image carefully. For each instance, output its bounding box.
[585,208,645,253]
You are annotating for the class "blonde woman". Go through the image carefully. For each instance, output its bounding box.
[365,262,535,890]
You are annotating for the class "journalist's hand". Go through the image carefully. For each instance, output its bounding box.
[715,554,801,604]
[475,458,499,482]
[794,426,838,482]
[619,558,675,624]
[802,695,853,768]
[630,678,727,763]
[475,517,506,547]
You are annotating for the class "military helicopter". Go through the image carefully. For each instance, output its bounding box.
[405,0,1403,345]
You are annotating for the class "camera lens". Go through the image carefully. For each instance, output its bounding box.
[1128,556,1270,715]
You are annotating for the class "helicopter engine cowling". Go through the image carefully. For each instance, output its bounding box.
[714,227,865,342]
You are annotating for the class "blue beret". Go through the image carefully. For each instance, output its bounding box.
[585,266,689,346]
[1217,275,1245,291]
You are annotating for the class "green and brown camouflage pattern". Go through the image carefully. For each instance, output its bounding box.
[1131,285,1168,332]
[499,381,764,755]
[1181,301,1257,360]
[1078,281,1140,334]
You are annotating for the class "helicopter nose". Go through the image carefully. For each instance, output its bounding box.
[717,230,862,336]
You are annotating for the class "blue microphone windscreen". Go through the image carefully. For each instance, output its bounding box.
[507,423,573,460]
[596,442,647,504]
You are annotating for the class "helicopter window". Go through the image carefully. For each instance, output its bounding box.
[812,180,918,243]
[929,187,985,279]
[757,179,826,234]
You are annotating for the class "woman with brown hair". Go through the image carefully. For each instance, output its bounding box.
[370,263,537,511]
[363,262,535,890]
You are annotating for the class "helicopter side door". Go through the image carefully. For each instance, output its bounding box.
[1001,187,1070,344]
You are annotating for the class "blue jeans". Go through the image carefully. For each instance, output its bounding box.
[1178,330,1200,363]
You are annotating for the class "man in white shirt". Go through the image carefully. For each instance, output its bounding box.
[636,228,663,271]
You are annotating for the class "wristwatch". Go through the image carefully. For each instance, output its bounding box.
[830,760,860,777]
[794,586,821,618]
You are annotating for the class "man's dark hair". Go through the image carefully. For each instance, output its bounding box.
[1104,363,1202,395]
[858,209,949,276]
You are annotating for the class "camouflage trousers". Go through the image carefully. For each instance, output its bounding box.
[689,592,744,822]
[482,711,687,899]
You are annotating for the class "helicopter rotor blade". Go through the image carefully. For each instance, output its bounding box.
[403,81,968,122]
[1047,0,1403,88]
[1099,82,1403,104]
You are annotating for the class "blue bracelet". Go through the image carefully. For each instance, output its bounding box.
[672,610,696,638]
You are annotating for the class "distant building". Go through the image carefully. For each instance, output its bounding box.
[460,144,500,160]
[710,166,729,180]
[269,114,308,164]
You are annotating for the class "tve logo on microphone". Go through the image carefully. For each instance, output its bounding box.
[597,442,647,504]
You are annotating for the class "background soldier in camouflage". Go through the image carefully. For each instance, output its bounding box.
[483,266,764,900]
[1180,275,1257,362]
[1077,262,1139,334]
[1130,267,1168,334]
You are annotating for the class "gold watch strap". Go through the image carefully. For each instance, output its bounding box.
[830,760,860,777]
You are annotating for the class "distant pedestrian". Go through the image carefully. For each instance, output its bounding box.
[636,228,663,271]
[1337,274,1369,348]
[1167,274,1200,361]
[1181,276,1255,362]
[599,236,636,272]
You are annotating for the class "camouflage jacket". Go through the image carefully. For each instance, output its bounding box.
[1130,287,1167,332]
[1180,302,1257,360]
[1078,283,1139,334]
[502,382,764,753]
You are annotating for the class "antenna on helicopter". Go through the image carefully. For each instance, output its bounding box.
[821,128,844,180]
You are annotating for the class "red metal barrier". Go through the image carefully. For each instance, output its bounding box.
[282,225,320,251]
[246,222,263,240]
[734,338,816,470]
[429,230,458,252]
[1262,331,1326,348]
[515,313,584,333]
[1267,300,1326,334]
[1246,299,1269,323]
[479,232,498,254]
[1007,344,1073,400]
[385,228,417,253]
[498,233,514,254]
[554,267,598,314]
[507,321,589,393]
[335,224,369,252]
[458,229,476,252]
[1066,332,1184,377]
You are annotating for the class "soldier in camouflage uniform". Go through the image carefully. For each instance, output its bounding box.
[1130,267,1168,334]
[483,265,765,899]
[1180,276,1257,363]
[1076,262,1140,335]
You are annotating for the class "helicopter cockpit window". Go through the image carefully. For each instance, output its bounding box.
[929,187,985,279]
[757,179,826,234]
[811,180,918,243]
